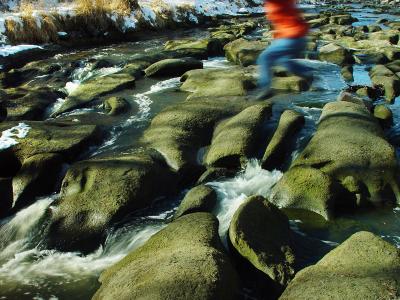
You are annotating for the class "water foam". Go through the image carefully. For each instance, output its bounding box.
[0,122,31,150]
[208,159,283,241]
[0,195,165,292]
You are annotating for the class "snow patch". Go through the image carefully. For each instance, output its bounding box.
[0,44,43,57]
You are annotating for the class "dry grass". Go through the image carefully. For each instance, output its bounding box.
[75,0,136,17]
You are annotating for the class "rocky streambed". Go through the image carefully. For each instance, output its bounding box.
[0,3,400,300]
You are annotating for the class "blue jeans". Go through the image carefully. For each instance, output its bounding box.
[257,37,312,89]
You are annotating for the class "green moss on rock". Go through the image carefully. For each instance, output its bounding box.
[280,231,400,300]
[229,195,296,287]
[174,185,217,219]
[93,212,240,300]
[47,152,177,252]
[205,103,272,169]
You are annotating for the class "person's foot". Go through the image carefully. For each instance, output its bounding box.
[253,88,273,101]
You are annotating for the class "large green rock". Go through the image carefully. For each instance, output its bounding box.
[142,99,246,175]
[280,231,400,300]
[271,76,311,92]
[205,103,272,169]
[53,72,136,116]
[318,43,353,65]
[0,121,100,163]
[47,152,177,252]
[93,212,240,300]
[271,166,343,220]
[164,38,223,57]
[180,67,256,100]
[224,38,269,67]
[4,87,62,121]
[262,110,305,170]
[174,184,217,219]
[229,196,296,287]
[272,101,400,219]
[145,58,203,77]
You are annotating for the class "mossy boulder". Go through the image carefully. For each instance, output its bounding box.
[271,76,311,92]
[273,101,399,220]
[318,43,354,65]
[280,231,400,300]
[374,104,393,127]
[205,103,272,169]
[103,97,131,115]
[164,38,223,57]
[47,152,177,252]
[271,166,343,220]
[145,58,203,77]
[369,65,400,103]
[180,67,256,100]
[329,14,357,25]
[12,153,64,211]
[224,38,269,67]
[262,110,305,170]
[53,72,136,116]
[93,212,240,300]
[229,195,296,287]
[0,121,100,163]
[341,65,354,81]
[369,30,399,44]
[197,167,237,184]
[142,99,246,177]
[174,185,217,219]
[4,87,63,121]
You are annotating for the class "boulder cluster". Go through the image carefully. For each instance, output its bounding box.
[0,1,400,299]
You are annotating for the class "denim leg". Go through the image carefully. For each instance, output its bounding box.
[257,37,312,89]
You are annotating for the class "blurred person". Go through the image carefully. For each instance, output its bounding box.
[255,0,313,100]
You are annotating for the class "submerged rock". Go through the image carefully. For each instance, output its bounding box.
[272,101,399,219]
[47,152,177,252]
[93,213,240,300]
[280,231,400,300]
[145,58,203,77]
[53,72,136,116]
[103,97,131,116]
[205,103,272,169]
[262,110,305,170]
[174,185,217,219]
[229,195,296,287]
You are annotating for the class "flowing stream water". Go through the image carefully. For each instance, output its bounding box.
[0,6,400,300]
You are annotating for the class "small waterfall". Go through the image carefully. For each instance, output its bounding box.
[208,159,283,243]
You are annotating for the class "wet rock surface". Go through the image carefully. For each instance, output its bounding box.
[93,212,240,300]
[280,231,400,300]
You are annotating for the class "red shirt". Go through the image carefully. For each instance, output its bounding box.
[265,0,309,39]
